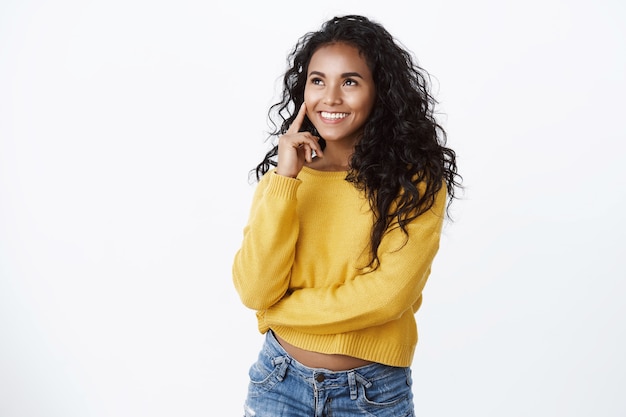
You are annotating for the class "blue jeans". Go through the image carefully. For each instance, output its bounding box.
[243,330,415,417]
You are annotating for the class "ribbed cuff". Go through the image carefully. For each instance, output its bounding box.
[265,172,301,200]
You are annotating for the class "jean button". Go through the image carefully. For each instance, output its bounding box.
[315,374,325,382]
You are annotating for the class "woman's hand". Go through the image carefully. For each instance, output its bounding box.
[275,103,323,178]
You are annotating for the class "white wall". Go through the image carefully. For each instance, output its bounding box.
[1,0,624,416]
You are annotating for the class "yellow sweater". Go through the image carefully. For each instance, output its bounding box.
[232,167,446,367]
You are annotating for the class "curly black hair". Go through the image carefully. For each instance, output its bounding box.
[254,15,461,269]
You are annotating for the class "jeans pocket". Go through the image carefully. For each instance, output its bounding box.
[356,368,414,417]
[247,354,289,397]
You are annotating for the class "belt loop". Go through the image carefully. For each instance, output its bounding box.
[355,372,372,388]
[271,356,291,382]
[348,371,357,400]
[405,367,413,386]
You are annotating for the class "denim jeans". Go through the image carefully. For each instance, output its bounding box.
[243,330,415,417]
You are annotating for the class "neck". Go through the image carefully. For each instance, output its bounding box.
[308,142,353,172]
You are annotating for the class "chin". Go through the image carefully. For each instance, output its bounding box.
[314,129,344,141]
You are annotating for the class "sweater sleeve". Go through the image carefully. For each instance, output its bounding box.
[262,187,447,335]
[232,172,301,311]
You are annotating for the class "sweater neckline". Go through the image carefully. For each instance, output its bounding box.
[300,166,349,180]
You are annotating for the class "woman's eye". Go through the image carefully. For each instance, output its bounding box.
[310,78,323,85]
[344,78,358,86]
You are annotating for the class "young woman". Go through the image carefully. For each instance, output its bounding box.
[232,14,460,416]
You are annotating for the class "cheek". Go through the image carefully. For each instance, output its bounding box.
[304,91,320,121]
[362,92,376,117]
[351,94,374,115]
[303,88,316,105]
[302,92,317,128]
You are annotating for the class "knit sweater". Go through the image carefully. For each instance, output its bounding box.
[232,166,446,367]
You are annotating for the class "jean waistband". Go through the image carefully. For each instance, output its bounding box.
[262,330,408,387]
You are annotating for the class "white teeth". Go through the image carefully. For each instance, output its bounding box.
[321,112,348,120]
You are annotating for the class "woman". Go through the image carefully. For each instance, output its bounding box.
[232,14,461,416]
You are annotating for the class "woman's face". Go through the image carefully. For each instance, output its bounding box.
[304,42,376,146]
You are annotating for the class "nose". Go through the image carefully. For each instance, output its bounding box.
[323,85,342,105]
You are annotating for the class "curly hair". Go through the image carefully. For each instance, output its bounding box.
[254,15,461,269]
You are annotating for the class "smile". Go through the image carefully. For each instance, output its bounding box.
[320,111,348,120]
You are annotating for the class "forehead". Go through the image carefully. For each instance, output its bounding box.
[308,43,371,75]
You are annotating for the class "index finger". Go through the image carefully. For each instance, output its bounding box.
[286,102,308,135]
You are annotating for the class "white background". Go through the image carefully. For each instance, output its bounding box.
[1,0,624,416]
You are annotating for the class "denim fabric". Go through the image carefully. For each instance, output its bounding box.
[243,331,415,417]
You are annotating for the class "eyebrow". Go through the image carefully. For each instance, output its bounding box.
[308,70,364,79]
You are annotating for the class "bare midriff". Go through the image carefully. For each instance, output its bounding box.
[274,334,374,371]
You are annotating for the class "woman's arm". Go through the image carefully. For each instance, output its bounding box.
[261,188,447,334]
[232,172,301,310]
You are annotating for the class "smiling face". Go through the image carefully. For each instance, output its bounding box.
[304,42,376,147]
